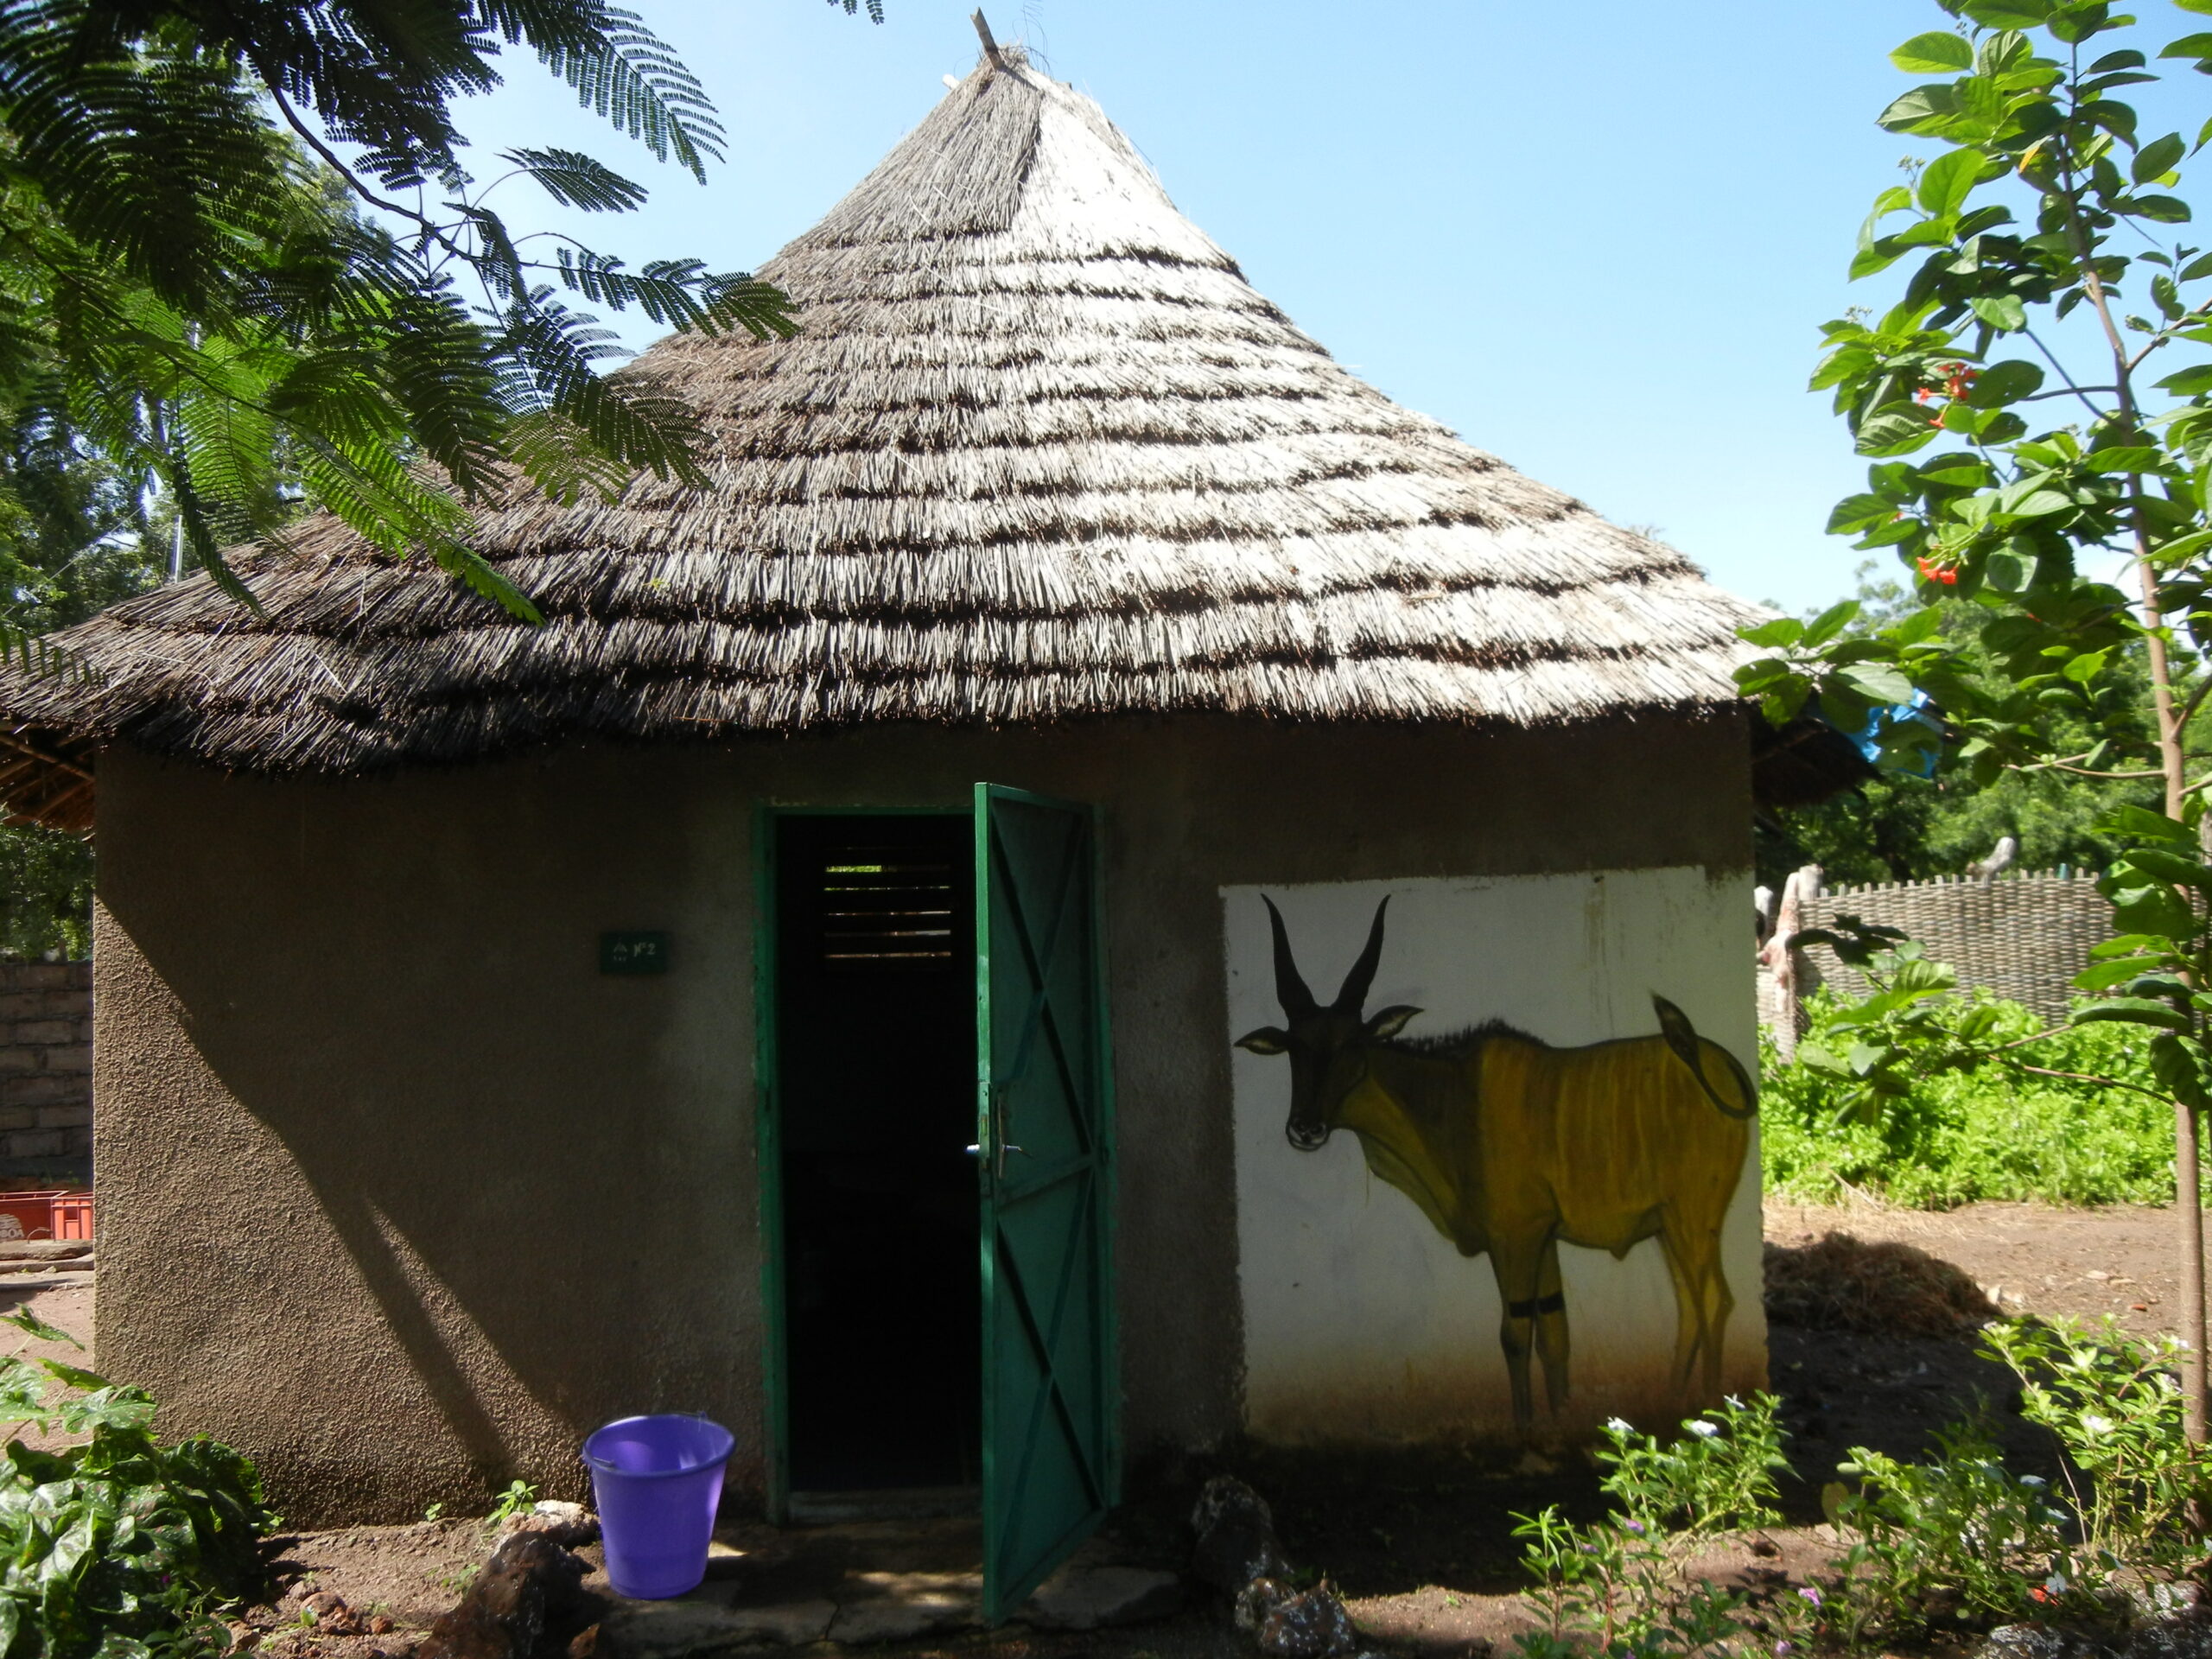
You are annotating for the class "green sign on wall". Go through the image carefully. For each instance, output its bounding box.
[600,931,671,975]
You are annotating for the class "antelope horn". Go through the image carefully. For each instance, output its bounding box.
[1334,895,1390,1012]
[1262,896,1319,1016]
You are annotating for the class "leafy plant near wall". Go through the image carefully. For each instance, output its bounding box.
[1736,0,2212,1439]
[0,0,889,950]
[1512,1325,2212,1656]
[0,1307,277,1659]
[1512,1396,1789,1659]
[1755,568,2166,887]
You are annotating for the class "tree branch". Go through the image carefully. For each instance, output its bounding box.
[2017,1063,2171,1101]
[2178,673,2212,733]
[2021,326,2113,420]
[2011,758,2166,779]
[264,87,472,273]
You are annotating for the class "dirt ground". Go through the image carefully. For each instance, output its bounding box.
[46,1199,2212,1659]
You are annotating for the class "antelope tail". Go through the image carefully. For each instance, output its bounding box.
[1651,995,1758,1120]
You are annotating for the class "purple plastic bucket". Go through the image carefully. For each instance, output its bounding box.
[582,1414,734,1599]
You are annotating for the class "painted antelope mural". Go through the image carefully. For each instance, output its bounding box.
[1234,895,1756,1426]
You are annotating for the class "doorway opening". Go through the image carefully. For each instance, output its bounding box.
[773,813,981,1496]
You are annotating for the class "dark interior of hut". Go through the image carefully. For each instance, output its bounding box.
[775,812,982,1496]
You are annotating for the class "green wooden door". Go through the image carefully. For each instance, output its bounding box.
[974,785,1118,1622]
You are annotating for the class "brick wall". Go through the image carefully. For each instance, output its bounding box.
[0,962,90,1179]
[1759,870,2110,1027]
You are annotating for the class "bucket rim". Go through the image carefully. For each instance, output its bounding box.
[582,1412,735,1479]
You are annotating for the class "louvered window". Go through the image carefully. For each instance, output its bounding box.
[819,849,959,971]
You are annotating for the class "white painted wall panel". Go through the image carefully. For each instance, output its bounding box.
[1226,868,1764,1441]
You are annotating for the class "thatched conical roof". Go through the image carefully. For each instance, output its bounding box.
[0,48,1763,830]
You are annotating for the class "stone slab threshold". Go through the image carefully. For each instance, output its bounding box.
[595,1535,1182,1654]
[0,1242,90,1262]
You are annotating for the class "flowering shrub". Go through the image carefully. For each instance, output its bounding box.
[1512,1324,2209,1654]
[1982,1318,2212,1580]
[1512,1398,1788,1659]
[1599,1396,1787,1537]
[1822,1419,2065,1641]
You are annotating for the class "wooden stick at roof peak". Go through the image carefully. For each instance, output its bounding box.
[972,10,1006,69]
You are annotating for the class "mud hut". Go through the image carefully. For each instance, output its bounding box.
[0,44,1772,1613]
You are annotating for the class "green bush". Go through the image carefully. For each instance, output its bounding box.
[0,1309,276,1659]
[1981,1319,2211,1581]
[1513,1324,2212,1654]
[1827,1418,2063,1638]
[1512,1395,1791,1659]
[1761,995,2180,1207]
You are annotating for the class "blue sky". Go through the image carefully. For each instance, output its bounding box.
[440,0,1981,612]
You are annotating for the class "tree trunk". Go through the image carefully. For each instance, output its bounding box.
[2182,1101,2207,1443]
[2028,170,2203,1436]
[1760,865,1821,1064]
[2133,557,2209,1442]
[2078,200,2207,1438]
[2133,555,2208,1441]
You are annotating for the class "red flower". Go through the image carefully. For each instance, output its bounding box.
[1916,556,1960,587]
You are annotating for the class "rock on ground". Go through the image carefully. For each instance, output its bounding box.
[1190,1477,1291,1596]
[418,1533,601,1659]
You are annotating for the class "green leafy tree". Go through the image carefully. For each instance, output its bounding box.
[1742,0,2212,1438]
[0,401,169,957]
[0,0,881,622]
[1760,566,2164,884]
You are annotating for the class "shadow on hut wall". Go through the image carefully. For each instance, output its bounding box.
[91,744,756,1522]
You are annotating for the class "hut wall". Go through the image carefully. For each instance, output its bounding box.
[90,710,1753,1524]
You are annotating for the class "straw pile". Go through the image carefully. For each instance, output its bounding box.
[1764,1232,2000,1339]
[0,48,1764,829]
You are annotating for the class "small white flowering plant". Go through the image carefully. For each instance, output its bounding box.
[1981,1316,2212,1580]
[1823,1417,2067,1640]
[1601,1395,1789,1537]
[1511,1397,1789,1659]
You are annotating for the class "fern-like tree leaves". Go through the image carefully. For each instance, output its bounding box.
[494,289,705,487]
[550,249,799,337]
[499,145,647,212]
[505,408,632,506]
[0,628,94,686]
[0,0,861,648]
[702,273,803,341]
[0,11,302,321]
[525,6,725,183]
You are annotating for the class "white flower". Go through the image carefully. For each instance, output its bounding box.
[1686,1419,1721,1439]
[2020,1475,2046,1488]
[2079,1414,2115,1435]
[1605,1417,1634,1435]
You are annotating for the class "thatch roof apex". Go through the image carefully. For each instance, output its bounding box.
[0,44,1764,828]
